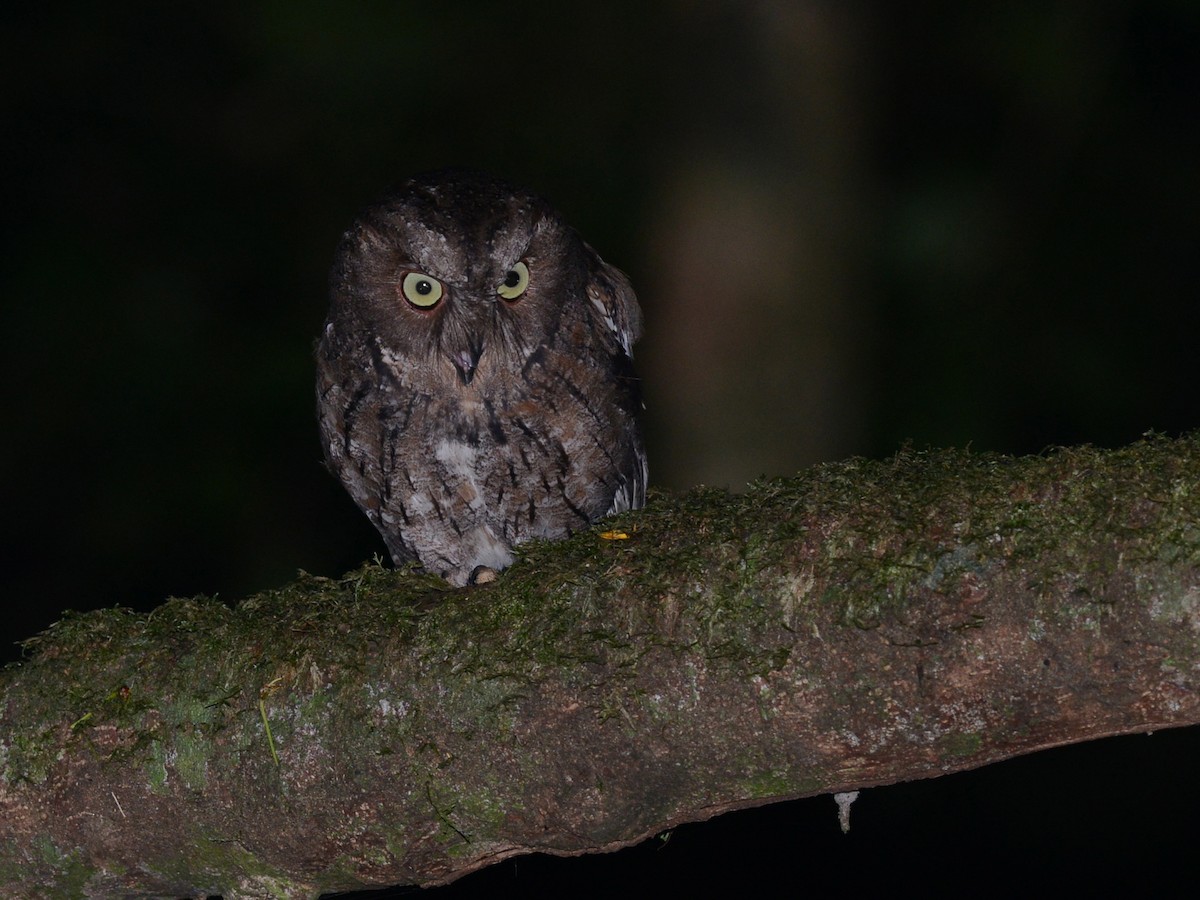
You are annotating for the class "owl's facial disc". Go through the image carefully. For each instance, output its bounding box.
[442,270,518,386]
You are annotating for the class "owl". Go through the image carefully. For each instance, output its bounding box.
[316,170,646,586]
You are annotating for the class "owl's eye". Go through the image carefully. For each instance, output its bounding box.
[497,261,530,301]
[401,271,444,309]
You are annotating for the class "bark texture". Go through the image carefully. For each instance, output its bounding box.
[3,434,1199,899]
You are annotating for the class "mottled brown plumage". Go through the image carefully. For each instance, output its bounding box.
[316,170,646,585]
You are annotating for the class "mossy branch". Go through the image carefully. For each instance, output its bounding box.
[3,434,1200,899]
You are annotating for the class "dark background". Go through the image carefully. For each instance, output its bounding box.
[3,2,1198,896]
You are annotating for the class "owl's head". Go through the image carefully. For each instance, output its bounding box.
[328,169,640,386]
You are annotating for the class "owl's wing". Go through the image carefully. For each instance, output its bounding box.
[606,439,649,516]
[585,253,642,359]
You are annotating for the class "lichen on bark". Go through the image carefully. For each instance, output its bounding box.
[2,433,1199,898]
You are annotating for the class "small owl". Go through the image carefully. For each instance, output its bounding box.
[316,170,646,585]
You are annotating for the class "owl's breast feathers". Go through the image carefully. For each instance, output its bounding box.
[436,335,642,525]
[325,331,642,584]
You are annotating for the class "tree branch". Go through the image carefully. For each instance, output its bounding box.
[3,434,1199,899]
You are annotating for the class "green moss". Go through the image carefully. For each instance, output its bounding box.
[3,433,1198,894]
[939,731,983,758]
[171,730,209,792]
[146,833,297,897]
[32,836,93,900]
[145,740,169,794]
[1,726,60,786]
[381,824,409,866]
[743,769,798,799]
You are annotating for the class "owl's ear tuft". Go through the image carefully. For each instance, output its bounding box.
[585,253,643,359]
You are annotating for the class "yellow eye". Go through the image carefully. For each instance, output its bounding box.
[401,271,443,309]
[497,261,529,300]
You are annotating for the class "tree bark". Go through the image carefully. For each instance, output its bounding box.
[3,434,1199,899]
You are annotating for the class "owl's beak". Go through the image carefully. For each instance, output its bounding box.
[451,340,484,385]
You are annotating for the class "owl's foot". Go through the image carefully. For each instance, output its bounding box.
[468,565,500,585]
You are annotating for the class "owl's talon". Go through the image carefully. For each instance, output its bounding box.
[468,565,499,585]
